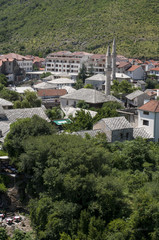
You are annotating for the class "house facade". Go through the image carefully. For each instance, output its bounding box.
[126,65,145,80]
[93,117,134,142]
[45,51,92,75]
[126,90,150,108]
[138,100,159,142]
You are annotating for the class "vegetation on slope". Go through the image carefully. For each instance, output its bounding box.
[0,0,159,58]
[3,115,159,240]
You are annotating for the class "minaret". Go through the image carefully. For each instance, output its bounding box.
[105,44,112,95]
[111,38,116,81]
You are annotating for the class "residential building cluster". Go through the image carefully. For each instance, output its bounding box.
[1,39,159,144]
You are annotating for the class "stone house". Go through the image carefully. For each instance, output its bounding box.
[93,116,133,142]
[125,90,150,108]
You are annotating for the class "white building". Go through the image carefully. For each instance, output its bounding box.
[126,65,145,80]
[45,51,92,75]
[0,53,33,72]
[138,100,159,142]
[48,78,74,89]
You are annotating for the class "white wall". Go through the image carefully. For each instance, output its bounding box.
[138,110,154,137]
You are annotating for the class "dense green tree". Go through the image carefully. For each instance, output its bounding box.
[93,101,122,123]
[77,64,87,83]
[146,76,158,89]
[111,80,137,98]
[0,88,20,101]
[13,91,41,108]
[76,100,89,109]
[64,109,93,132]
[4,115,56,160]
[0,227,8,240]
[0,74,8,86]
[84,84,94,89]
[46,107,62,120]
[41,72,51,79]
[74,80,84,90]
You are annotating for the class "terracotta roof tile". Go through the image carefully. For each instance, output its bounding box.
[150,67,159,71]
[127,65,140,72]
[37,89,67,97]
[139,100,159,112]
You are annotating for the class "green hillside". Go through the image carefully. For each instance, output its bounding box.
[0,0,159,58]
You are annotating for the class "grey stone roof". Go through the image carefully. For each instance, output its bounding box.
[0,105,5,115]
[85,74,105,81]
[101,116,133,130]
[4,107,49,123]
[0,98,13,107]
[72,129,103,138]
[0,122,10,141]
[49,78,74,84]
[34,82,57,89]
[63,107,97,118]
[61,88,122,104]
[133,127,152,139]
[126,90,144,100]
[0,107,49,142]
[137,80,146,85]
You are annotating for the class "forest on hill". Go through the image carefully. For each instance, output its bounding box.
[0,0,159,58]
[1,116,159,239]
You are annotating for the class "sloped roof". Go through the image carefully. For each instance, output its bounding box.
[100,116,133,130]
[126,90,144,100]
[60,88,122,104]
[62,86,77,94]
[127,65,141,72]
[150,67,159,71]
[72,129,103,138]
[138,100,159,112]
[48,78,74,84]
[0,98,13,107]
[0,107,49,142]
[10,87,35,94]
[4,107,49,123]
[34,82,57,89]
[85,74,105,81]
[133,127,152,139]
[43,75,54,81]
[63,107,97,118]
[0,53,31,61]
[115,73,131,79]
[37,89,67,97]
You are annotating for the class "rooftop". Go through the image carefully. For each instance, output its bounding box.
[138,100,159,112]
[72,129,103,138]
[34,82,57,89]
[133,127,152,139]
[60,88,122,104]
[37,89,67,97]
[85,74,106,81]
[127,65,141,72]
[0,98,13,107]
[48,78,74,84]
[126,90,145,100]
[100,116,133,130]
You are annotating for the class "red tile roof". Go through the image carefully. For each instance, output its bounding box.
[150,67,159,71]
[117,61,131,68]
[127,65,140,72]
[139,100,159,112]
[37,89,67,97]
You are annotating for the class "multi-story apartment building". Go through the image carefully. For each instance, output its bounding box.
[86,54,129,75]
[0,53,33,72]
[45,51,92,75]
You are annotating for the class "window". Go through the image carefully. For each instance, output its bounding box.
[143,120,149,126]
[120,133,123,139]
[143,111,149,115]
[126,133,129,139]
